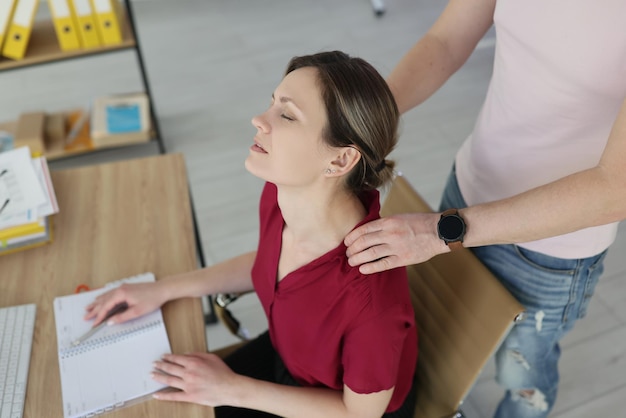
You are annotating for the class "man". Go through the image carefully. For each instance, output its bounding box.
[344,0,626,417]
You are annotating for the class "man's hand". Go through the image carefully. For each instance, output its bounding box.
[345,212,448,274]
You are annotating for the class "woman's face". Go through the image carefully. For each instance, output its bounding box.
[246,67,335,187]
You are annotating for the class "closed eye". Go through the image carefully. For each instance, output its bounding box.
[281,114,295,122]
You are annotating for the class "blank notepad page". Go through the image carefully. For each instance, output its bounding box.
[53,273,171,418]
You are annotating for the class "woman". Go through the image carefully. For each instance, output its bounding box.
[85,51,417,417]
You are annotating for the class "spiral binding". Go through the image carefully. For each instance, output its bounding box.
[60,320,162,359]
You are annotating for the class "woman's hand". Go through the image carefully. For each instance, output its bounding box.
[151,353,241,407]
[152,353,394,417]
[84,281,168,326]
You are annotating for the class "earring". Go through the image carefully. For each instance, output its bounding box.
[325,168,336,174]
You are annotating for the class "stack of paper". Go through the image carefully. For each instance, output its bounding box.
[0,146,59,255]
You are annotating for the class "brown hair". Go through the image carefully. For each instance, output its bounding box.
[286,51,399,194]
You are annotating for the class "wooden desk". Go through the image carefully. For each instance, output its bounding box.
[1,154,213,417]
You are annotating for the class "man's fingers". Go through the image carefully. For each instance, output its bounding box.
[347,242,389,266]
[344,218,384,247]
[345,228,388,259]
[358,255,400,275]
[347,244,404,274]
[345,217,405,257]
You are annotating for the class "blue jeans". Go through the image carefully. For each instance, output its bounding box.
[439,165,607,418]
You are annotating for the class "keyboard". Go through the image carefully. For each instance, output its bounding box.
[0,304,36,418]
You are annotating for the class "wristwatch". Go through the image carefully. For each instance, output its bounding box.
[437,209,466,251]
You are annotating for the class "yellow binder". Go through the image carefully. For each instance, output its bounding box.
[69,0,101,48]
[2,0,39,60]
[0,219,45,241]
[48,0,82,51]
[0,0,18,52]
[90,0,123,46]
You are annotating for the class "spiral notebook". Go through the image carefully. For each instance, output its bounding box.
[53,273,171,418]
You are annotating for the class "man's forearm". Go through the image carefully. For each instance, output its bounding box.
[461,166,626,248]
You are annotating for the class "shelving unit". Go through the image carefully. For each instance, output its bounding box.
[0,0,216,323]
[0,0,165,156]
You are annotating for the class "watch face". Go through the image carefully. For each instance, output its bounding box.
[439,215,465,241]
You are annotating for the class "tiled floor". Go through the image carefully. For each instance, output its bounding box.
[2,1,625,417]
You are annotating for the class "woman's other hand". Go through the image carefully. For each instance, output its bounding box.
[152,353,241,407]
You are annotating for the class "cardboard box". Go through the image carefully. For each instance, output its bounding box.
[14,112,46,156]
[91,93,152,147]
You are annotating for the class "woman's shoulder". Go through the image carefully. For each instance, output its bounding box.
[339,261,411,318]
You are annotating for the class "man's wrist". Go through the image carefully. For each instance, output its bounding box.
[437,208,467,250]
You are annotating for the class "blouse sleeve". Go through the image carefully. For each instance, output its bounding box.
[341,297,415,394]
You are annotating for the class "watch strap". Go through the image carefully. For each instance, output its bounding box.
[448,240,464,251]
[441,208,458,217]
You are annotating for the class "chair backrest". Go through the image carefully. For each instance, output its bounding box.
[380,175,524,418]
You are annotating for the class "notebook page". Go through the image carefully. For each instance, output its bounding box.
[53,273,172,418]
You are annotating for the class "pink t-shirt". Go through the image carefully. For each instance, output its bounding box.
[251,183,417,412]
[455,0,626,258]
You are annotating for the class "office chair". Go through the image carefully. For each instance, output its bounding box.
[379,174,524,417]
[212,173,524,418]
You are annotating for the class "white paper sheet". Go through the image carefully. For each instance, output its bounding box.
[0,147,47,219]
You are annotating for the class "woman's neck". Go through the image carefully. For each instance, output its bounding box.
[276,184,367,251]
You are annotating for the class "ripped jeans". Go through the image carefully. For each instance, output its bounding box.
[440,165,607,418]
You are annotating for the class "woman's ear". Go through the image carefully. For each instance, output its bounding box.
[328,147,361,175]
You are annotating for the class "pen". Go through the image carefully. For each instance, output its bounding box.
[0,198,9,215]
[0,170,8,214]
[65,108,89,145]
[71,302,129,347]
